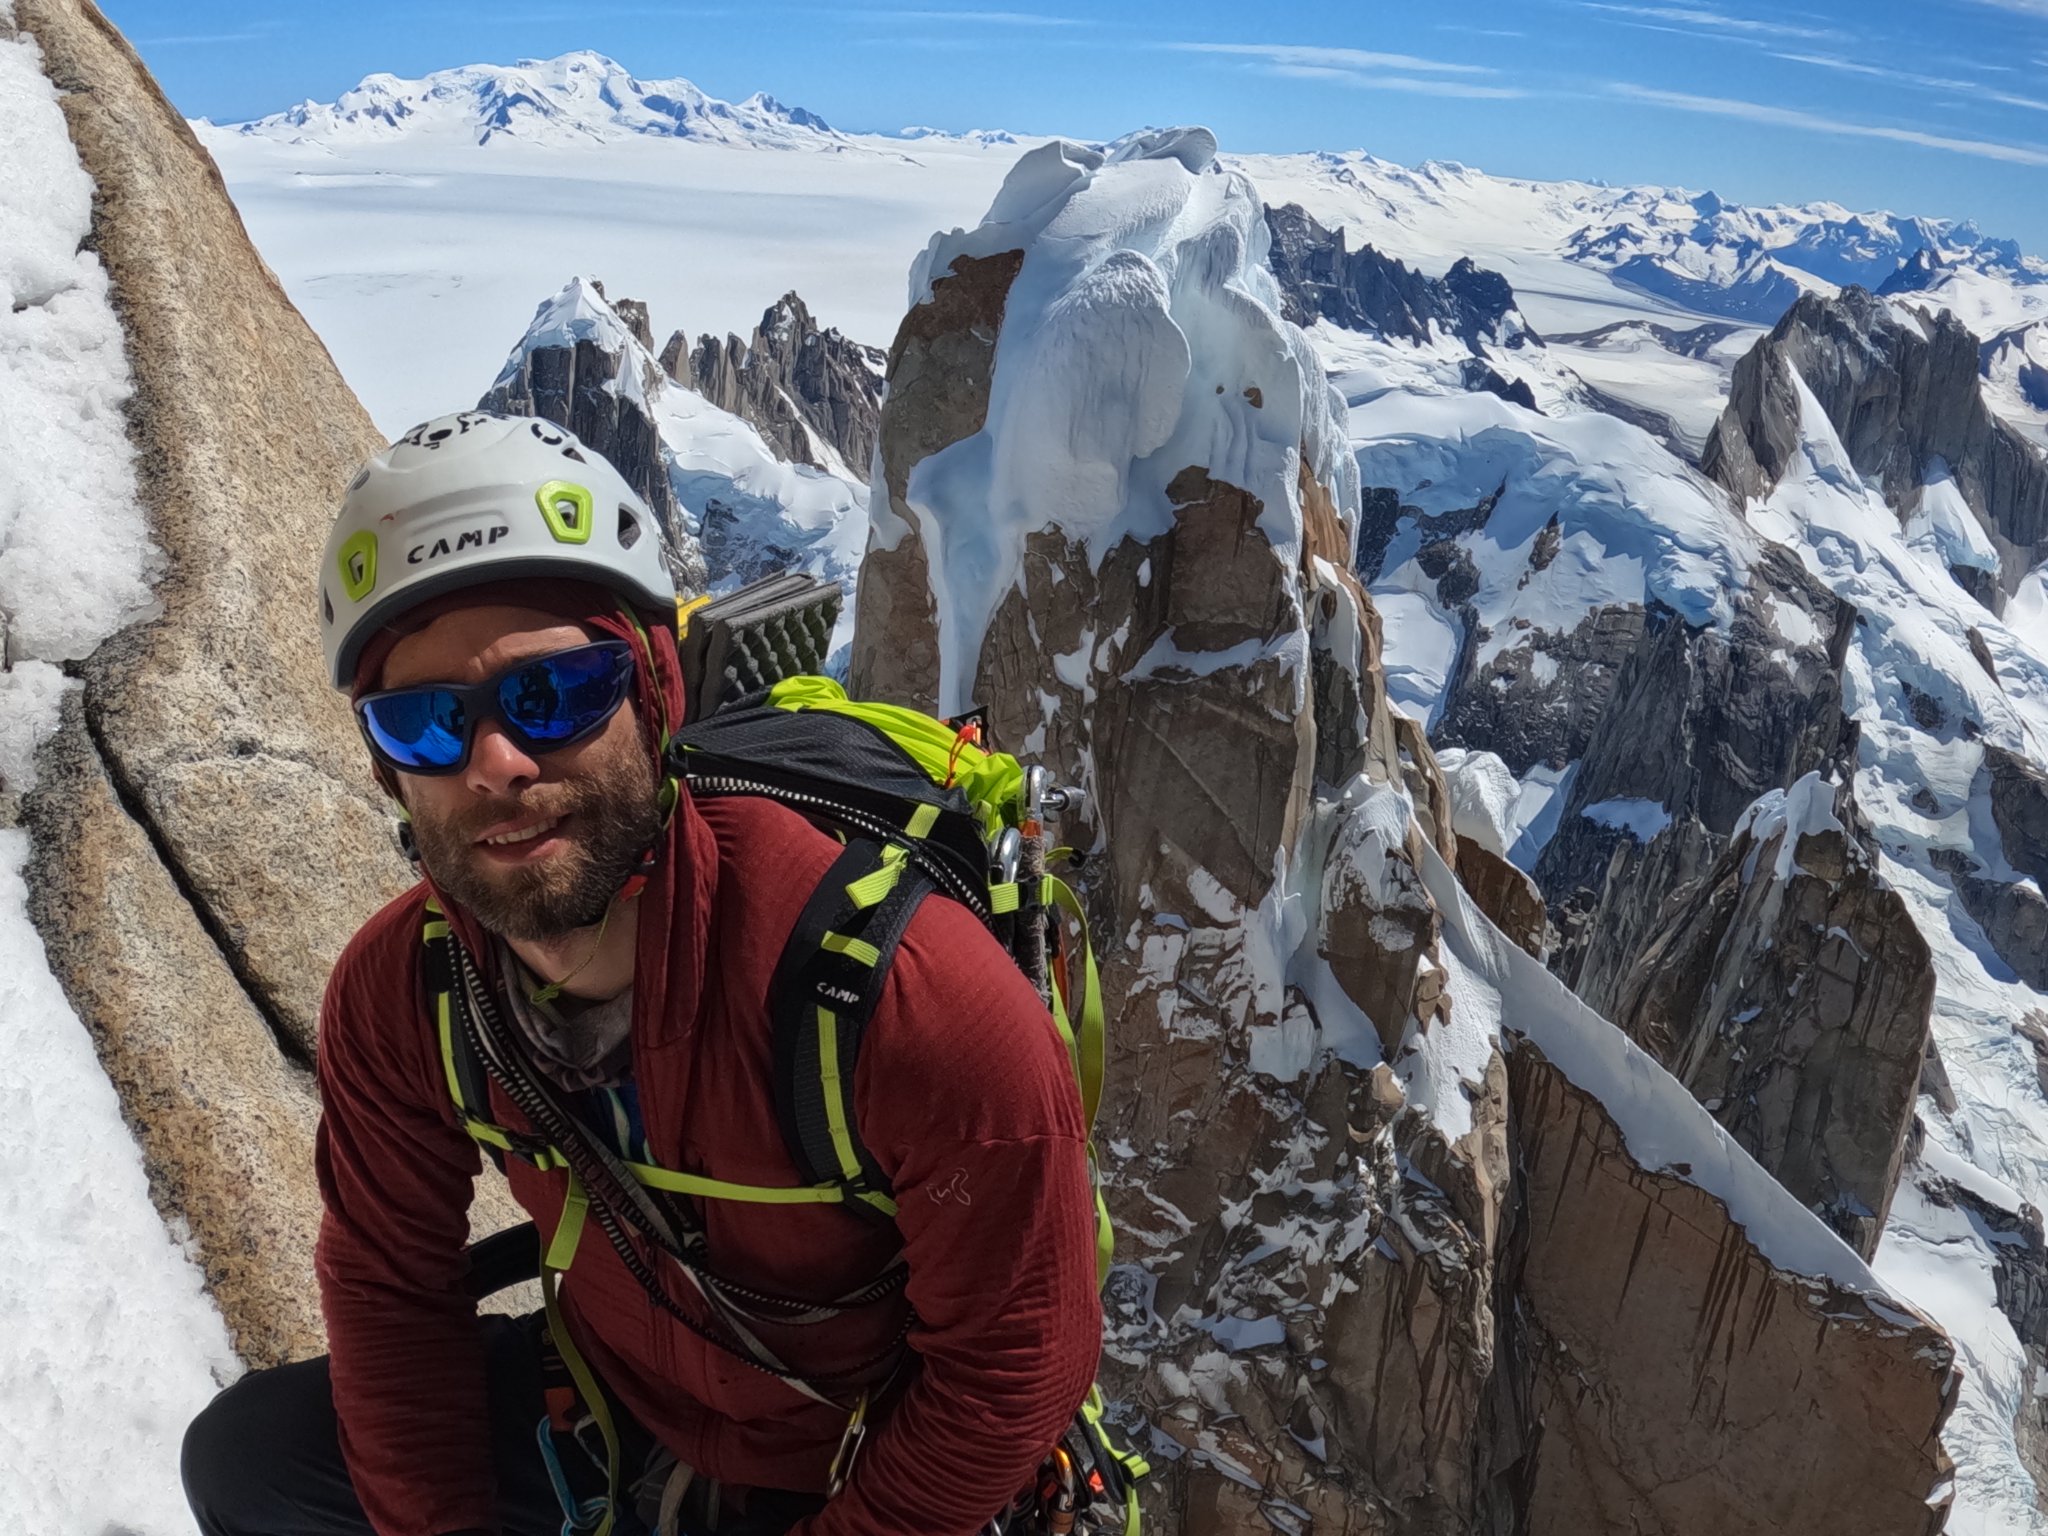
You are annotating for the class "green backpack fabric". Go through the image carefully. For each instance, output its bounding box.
[670,675,1115,1282]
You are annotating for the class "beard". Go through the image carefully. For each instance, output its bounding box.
[408,730,663,942]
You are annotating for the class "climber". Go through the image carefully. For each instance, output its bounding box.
[178,411,1102,1536]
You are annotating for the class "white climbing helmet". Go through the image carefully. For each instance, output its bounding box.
[319,411,674,689]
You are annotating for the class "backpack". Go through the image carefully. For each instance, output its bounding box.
[427,577,1148,1536]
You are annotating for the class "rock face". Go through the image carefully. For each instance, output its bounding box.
[857,129,1956,1536]
[1988,743,2048,886]
[1264,202,1533,350]
[663,291,885,473]
[849,245,1021,715]
[1390,458,1933,1259]
[1534,544,1856,990]
[13,0,518,1365]
[478,276,708,595]
[1606,775,1935,1255]
[1940,743,2048,990]
[1702,286,2048,599]
[1501,1039,1952,1536]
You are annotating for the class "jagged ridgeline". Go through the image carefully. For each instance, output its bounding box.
[13,1,2048,1530]
[477,275,881,646]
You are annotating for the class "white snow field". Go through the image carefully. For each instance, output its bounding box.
[0,10,238,1533]
[198,54,1039,438]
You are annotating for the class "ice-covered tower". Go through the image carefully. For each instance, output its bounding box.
[856,129,1958,1533]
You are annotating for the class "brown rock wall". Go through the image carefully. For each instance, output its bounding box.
[24,696,325,1366]
[1608,786,1934,1256]
[857,139,1960,1535]
[850,248,1023,713]
[1507,1045,1955,1535]
[18,0,411,1050]
[15,0,524,1360]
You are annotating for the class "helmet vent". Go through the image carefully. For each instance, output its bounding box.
[563,445,588,463]
[617,505,642,549]
[322,589,334,625]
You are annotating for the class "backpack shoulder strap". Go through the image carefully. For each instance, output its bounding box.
[424,906,495,1120]
[769,837,935,1225]
[422,904,541,1172]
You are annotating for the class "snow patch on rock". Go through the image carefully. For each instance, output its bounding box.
[0,19,160,790]
[0,26,232,1535]
[1434,747,1519,857]
[1582,796,1674,843]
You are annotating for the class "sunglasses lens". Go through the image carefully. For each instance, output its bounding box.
[360,689,468,771]
[500,643,633,744]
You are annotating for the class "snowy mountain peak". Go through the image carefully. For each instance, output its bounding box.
[1259,148,2046,329]
[219,52,843,149]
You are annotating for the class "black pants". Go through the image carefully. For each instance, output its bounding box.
[181,1314,825,1536]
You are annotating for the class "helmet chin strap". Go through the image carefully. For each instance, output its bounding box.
[600,600,680,907]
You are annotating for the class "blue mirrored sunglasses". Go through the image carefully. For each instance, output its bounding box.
[355,639,637,775]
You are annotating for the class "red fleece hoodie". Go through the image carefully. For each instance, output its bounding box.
[314,612,1101,1536]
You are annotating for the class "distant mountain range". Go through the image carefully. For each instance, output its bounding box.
[212,51,843,149]
[1240,150,2048,327]
[213,53,2048,337]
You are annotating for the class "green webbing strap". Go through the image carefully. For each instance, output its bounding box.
[628,1163,861,1206]
[1042,876,1106,1129]
[448,1112,863,1206]
[844,844,908,910]
[821,931,883,968]
[903,802,939,839]
[435,987,465,1109]
[769,840,931,1222]
[1040,875,1115,1285]
[541,1235,619,1536]
[816,1004,862,1184]
[548,1172,590,1271]
[988,882,1020,915]
[427,906,874,1205]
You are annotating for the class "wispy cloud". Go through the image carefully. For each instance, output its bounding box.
[134,30,266,45]
[1263,64,1524,98]
[1611,82,2048,165]
[1165,42,1496,76]
[871,7,1086,22]
[1770,50,2048,114]
[1968,0,2048,14]
[1580,3,1840,41]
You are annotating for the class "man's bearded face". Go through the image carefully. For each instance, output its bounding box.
[378,606,662,941]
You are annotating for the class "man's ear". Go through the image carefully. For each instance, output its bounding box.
[374,761,419,848]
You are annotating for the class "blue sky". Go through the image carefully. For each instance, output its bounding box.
[104,0,2048,251]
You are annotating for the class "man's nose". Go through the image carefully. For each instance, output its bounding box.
[465,720,541,797]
